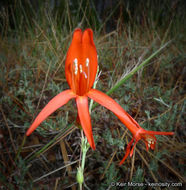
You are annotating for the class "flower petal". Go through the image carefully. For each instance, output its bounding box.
[65,29,83,89]
[76,96,95,150]
[65,29,98,95]
[26,90,76,136]
[82,29,98,89]
[87,89,140,134]
[119,138,134,165]
[141,130,174,136]
[129,140,138,157]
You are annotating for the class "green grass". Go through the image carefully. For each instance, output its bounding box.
[0,0,185,189]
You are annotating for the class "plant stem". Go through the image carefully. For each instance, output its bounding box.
[77,131,89,189]
[106,41,171,96]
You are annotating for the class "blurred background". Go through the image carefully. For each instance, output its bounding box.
[0,0,185,189]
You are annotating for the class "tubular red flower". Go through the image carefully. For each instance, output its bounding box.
[65,28,98,96]
[26,28,98,150]
[26,28,174,165]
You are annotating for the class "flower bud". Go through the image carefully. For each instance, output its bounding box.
[76,167,84,184]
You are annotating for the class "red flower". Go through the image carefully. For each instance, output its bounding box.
[26,28,136,150]
[26,29,174,164]
[118,120,174,165]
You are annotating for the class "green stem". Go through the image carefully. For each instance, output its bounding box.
[77,131,89,189]
[81,134,89,171]
[106,41,171,96]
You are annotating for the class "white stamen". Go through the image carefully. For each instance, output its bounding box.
[73,58,78,75]
[83,72,87,79]
[148,143,150,148]
[74,58,78,65]
[86,58,89,67]
[79,64,83,73]
[151,141,154,144]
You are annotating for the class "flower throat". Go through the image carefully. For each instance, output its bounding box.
[71,57,90,96]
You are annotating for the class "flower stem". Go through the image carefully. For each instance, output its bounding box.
[77,130,89,189]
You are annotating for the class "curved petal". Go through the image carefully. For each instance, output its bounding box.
[76,96,95,150]
[119,138,134,165]
[87,89,140,134]
[26,90,76,136]
[129,140,138,157]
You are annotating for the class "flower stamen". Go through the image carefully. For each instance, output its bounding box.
[86,58,89,67]
[79,64,83,73]
[72,58,79,93]
[86,58,90,92]
[83,71,87,79]
[74,58,78,75]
